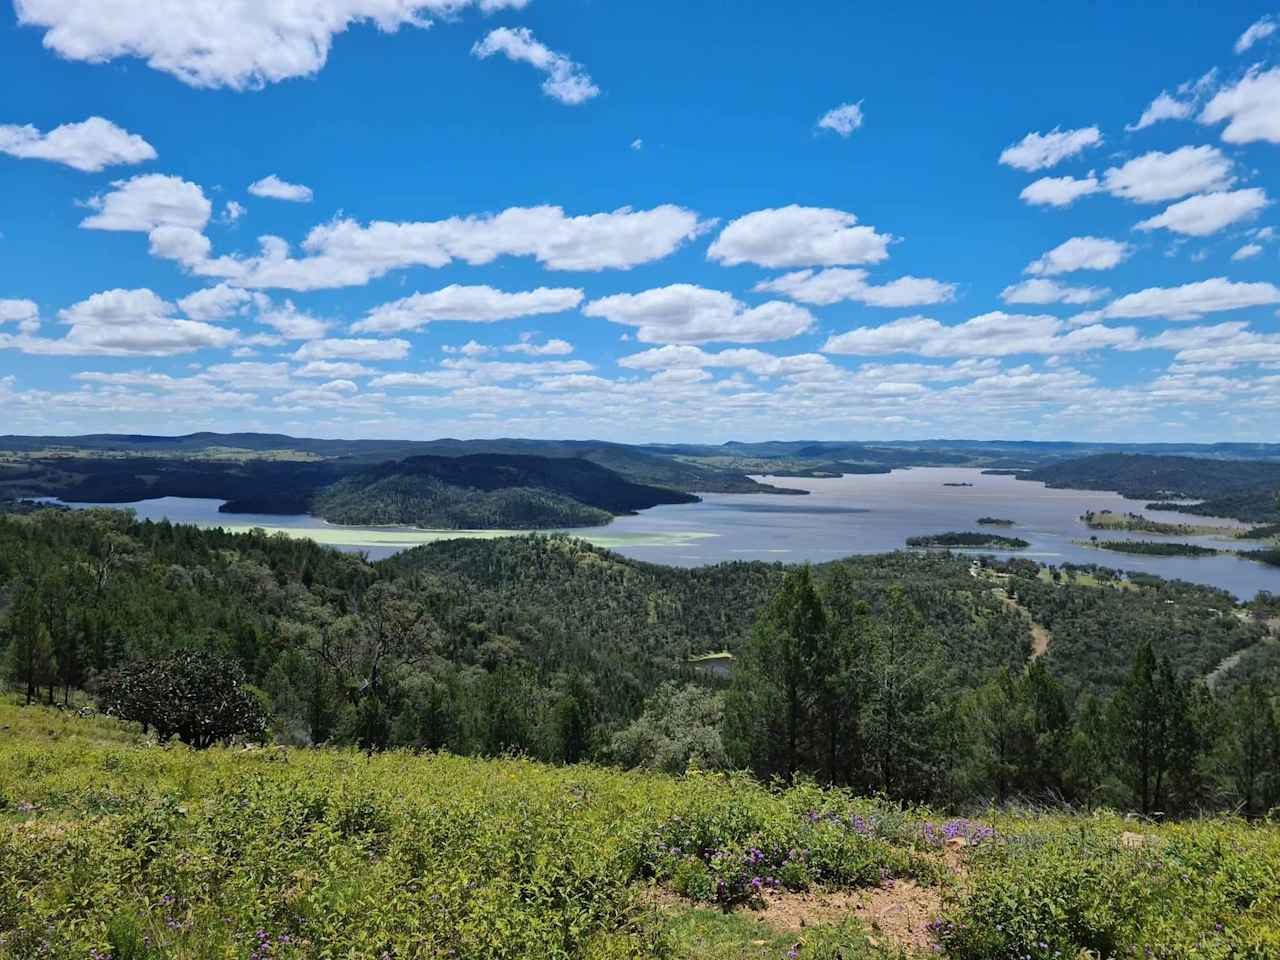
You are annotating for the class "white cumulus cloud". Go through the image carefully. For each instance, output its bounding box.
[248,175,314,203]
[1199,66,1280,144]
[292,337,411,361]
[15,0,529,90]
[0,300,39,327]
[353,284,584,333]
[1134,188,1269,236]
[1101,278,1280,320]
[0,116,155,172]
[259,301,330,340]
[1001,278,1109,305]
[0,288,237,356]
[1102,146,1235,203]
[1020,174,1101,207]
[753,269,955,307]
[584,284,816,344]
[708,206,893,268]
[177,284,264,322]
[1128,92,1196,131]
[999,126,1102,172]
[1126,72,1218,132]
[503,336,573,356]
[823,312,1135,357]
[79,174,212,232]
[200,205,708,290]
[1026,237,1132,276]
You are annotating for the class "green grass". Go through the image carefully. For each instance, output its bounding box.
[2,699,1278,959]
[662,907,896,960]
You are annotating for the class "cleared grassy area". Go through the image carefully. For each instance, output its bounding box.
[1080,511,1242,538]
[2,700,1278,959]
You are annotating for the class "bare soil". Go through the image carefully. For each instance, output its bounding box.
[750,881,944,952]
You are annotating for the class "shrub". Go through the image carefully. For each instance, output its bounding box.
[97,652,268,748]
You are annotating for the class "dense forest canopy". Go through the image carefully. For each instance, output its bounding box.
[309,454,698,528]
[2,505,1276,815]
[1026,454,1280,523]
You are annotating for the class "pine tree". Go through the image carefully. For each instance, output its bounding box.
[1022,658,1072,798]
[1066,693,1109,809]
[1218,680,1280,818]
[1109,641,1200,815]
[965,666,1024,803]
[6,587,56,705]
[724,566,827,781]
[817,564,869,786]
[860,587,948,802]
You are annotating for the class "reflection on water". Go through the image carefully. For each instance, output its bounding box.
[53,467,1277,600]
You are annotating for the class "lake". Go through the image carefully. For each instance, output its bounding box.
[52,467,1278,599]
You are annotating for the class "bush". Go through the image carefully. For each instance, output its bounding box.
[97,652,268,748]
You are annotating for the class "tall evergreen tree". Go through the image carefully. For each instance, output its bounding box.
[817,564,870,785]
[1109,641,1199,815]
[860,587,948,802]
[1066,693,1109,809]
[1021,658,1072,798]
[1217,679,1280,818]
[724,566,826,781]
[6,587,56,705]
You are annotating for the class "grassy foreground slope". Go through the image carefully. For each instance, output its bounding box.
[3,702,1279,960]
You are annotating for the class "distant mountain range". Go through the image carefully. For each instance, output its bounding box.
[2,432,1279,528]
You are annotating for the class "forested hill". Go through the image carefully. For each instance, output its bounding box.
[1024,453,1280,522]
[2,507,1277,814]
[308,454,699,528]
[0,433,789,497]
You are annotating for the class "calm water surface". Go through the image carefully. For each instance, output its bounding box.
[55,467,1277,599]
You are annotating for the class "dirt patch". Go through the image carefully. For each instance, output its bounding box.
[1028,621,1051,658]
[999,590,1052,658]
[743,882,943,954]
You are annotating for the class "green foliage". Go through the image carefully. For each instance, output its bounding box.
[726,572,954,802]
[1026,453,1280,522]
[905,532,1030,548]
[2,507,1276,820]
[1093,539,1219,557]
[1108,640,1200,815]
[1208,679,1280,818]
[724,566,829,782]
[960,660,1071,803]
[608,683,729,774]
[936,816,1280,960]
[98,651,268,747]
[994,557,1267,702]
[310,454,697,529]
[8,703,1279,959]
[314,474,615,529]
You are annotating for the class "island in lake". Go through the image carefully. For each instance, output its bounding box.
[1081,510,1237,538]
[977,516,1016,526]
[943,482,975,487]
[1089,539,1219,558]
[906,531,1030,549]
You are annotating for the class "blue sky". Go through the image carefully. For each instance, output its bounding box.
[1,0,1279,443]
